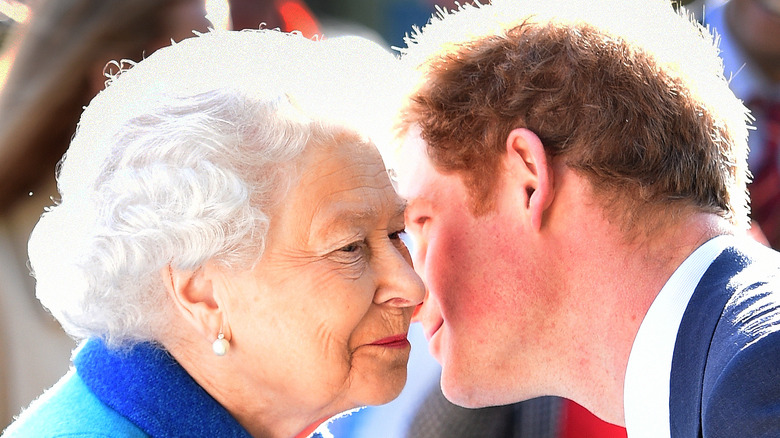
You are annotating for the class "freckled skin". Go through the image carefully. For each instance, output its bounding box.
[212,137,425,435]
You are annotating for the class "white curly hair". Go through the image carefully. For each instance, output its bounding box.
[27,29,404,347]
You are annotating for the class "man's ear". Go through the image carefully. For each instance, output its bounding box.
[505,128,553,231]
[161,263,228,343]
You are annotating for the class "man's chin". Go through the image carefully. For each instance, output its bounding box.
[439,367,532,409]
[439,370,491,408]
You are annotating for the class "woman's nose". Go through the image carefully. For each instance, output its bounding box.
[374,244,426,308]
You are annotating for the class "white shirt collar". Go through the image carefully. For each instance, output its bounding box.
[623,235,732,437]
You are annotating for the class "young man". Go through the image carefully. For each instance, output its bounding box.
[393,0,780,436]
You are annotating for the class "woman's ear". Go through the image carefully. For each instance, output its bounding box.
[161,263,227,343]
[505,128,554,231]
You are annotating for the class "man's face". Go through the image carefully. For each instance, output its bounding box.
[397,131,564,407]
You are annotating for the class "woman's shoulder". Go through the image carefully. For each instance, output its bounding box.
[1,369,147,437]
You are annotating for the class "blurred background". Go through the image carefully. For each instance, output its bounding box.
[2,0,777,437]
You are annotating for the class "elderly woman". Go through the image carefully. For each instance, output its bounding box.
[1,30,424,438]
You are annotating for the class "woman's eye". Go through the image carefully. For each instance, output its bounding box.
[331,240,368,275]
[389,229,414,255]
[339,242,362,253]
[388,230,406,241]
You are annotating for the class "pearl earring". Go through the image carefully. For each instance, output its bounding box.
[212,328,230,356]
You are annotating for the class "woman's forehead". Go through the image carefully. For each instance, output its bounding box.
[275,140,404,237]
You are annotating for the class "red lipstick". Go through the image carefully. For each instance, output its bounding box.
[369,334,410,348]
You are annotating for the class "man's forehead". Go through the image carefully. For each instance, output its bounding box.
[395,126,436,202]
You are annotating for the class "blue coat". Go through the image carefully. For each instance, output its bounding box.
[2,339,254,437]
[670,238,780,437]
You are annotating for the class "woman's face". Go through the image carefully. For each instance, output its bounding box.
[216,137,425,424]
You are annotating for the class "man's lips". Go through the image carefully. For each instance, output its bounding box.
[369,334,410,348]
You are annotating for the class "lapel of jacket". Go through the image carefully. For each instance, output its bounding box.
[668,244,748,437]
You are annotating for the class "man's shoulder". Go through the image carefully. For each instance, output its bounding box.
[2,369,147,437]
[697,238,780,358]
[670,238,780,436]
[700,239,780,436]
[679,237,780,335]
[716,238,780,346]
[701,329,780,437]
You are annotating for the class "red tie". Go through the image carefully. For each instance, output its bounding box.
[748,98,780,249]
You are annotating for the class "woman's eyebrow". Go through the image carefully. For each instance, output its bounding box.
[314,200,408,234]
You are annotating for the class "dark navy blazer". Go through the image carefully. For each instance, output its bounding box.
[670,238,780,437]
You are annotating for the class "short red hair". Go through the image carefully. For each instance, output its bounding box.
[398,0,750,231]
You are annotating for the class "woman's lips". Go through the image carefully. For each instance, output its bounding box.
[369,334,410,348]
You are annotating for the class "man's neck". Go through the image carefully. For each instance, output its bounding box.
[550,209,733,425]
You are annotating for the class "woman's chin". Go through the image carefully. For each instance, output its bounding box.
[356,370,408,407]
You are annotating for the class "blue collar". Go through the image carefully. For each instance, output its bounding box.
[74,338,253,438]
